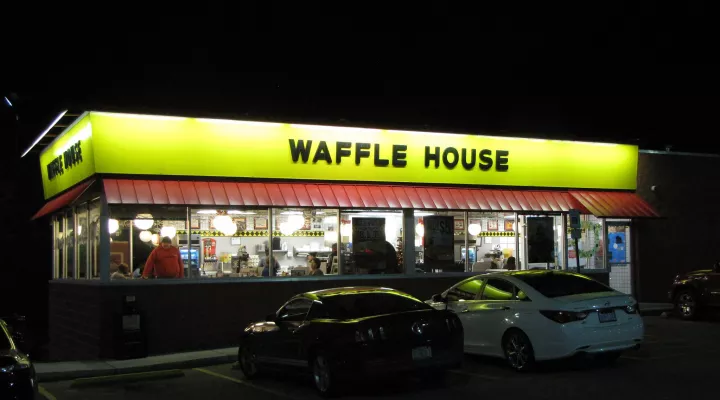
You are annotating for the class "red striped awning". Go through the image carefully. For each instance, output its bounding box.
[103,179,589,213]
[32,180,94,220]
[570,191,659,218]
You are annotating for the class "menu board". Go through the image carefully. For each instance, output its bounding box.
[423,216,454,271]
[352,218,387,272]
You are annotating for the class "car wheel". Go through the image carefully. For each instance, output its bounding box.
[312,353,338,397]
[675,290,698,320]
[238,345,260,379]
[503,329,536,372]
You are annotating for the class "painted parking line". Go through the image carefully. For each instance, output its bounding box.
[449,370,503,380]
[38,385,57,400]
[193,368,298,399]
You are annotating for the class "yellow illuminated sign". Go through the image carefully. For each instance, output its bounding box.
[40,114,96,199]
[40,112,638,199]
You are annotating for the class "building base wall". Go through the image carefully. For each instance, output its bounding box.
[48,275,467,361]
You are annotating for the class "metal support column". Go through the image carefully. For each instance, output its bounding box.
[602,218,608,271]
[514,213,520,270]
[129,217,134,274]
[85,203,91,279]
[268,208,274,277]
[62,213,68,278]
[561,213,568,270]
[463,211,469,272]
[186,207,191,279]
[98,196,111,282]
[403,209,415,274]
[52,216,58,279]
[336,209,343,275]
[73,207,79,279]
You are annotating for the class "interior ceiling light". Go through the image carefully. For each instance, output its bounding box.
[133,214,154,230]
[227,210,256,215]
[468,223,482,236]
[108,219,120,234]
[196,209,218,214]
[139,231,152,242]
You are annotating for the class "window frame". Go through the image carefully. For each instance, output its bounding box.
[277,297,314,322]
[479,277,530,302]
[446,277,486,302]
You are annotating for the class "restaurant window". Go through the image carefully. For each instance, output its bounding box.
[76,204,88,279]
[272,208,338,277]
[567,214,604,271]
[108,206,189,279]
[468,212,517,272]
[65,209,75,279]
[519,214,564,270]
[414,211,467,273]
[340,210,403,275]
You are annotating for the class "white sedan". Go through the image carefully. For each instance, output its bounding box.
[427,270,644,371]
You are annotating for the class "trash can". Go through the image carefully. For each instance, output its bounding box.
[114,295,147,360]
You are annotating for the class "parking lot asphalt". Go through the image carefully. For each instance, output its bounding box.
[39,316,720,400]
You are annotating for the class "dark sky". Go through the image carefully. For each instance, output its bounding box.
[5,3,720,156]
[2,2,719,321]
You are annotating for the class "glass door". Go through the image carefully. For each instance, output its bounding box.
[518,214,564,270]
[606,220,632,294]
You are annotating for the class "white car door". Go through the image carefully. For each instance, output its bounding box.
[472,277,525,357]
[440,278,486,352]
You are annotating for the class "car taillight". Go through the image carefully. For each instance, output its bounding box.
[624,304,638,314]
[540,310,589,324]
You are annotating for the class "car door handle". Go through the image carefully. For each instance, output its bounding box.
[487,305,510,310]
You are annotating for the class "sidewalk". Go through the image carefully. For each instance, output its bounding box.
[639,302,673,316]
[36,347,236,382]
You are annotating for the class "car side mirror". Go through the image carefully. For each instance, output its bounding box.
[265,314,276,322]
[431,293,446,303]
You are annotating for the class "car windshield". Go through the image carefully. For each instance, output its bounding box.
[321,292,431,319]
[514,273,614,298]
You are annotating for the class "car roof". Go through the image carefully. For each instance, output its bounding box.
[302,286,410,300]
[455,269,590,285]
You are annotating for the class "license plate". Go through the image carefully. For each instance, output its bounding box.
[598,309,617,323]
[412,346,432,361]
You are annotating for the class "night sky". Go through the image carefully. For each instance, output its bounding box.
[2,3,719,328]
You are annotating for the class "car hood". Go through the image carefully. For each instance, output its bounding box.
[675,269,713,281]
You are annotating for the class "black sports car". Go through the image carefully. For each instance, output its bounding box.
[237,287,463,396]
[1,319,37,400]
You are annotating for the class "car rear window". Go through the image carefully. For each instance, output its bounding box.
[514,273,613,298]
[321,293,431,319]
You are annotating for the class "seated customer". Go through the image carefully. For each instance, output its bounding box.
[111,263,130,280]
[505,256,517,270]
[309,258,324,276]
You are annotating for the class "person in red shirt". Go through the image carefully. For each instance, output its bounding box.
[142,237,185,279]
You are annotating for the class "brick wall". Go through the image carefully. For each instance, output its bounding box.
[635,152,720,302]
[48,275,466,360]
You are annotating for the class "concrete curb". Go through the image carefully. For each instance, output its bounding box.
[37,349,236,382]
[70,369,185,388]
